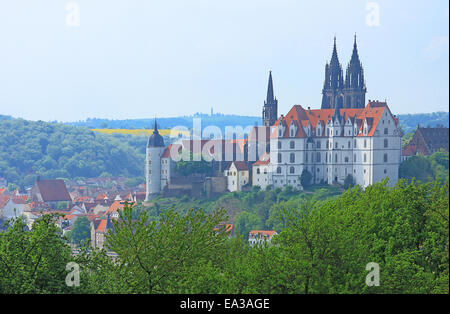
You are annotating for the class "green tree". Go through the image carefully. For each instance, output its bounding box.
[0,215,73,293]
[300,169,313,189]
[66,216,91,246]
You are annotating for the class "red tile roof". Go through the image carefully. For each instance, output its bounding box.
[272,101,393,139]
[249,230,277,238]
[253,152,270,166]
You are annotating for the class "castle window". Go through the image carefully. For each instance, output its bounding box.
[316,141,321,149]
[264,168,267,174]
[278,153,282,163]
[290,141,295,149]
[384,169,387,174]
[364,139,367,148]
[345,157,349,163]
[354,154,356,162]
[290,166,295,174]
[384,153,388,163]
[348,141,351,148]
[325,153,328,163]
[364,153,367,162]
[354,139,356,148]
[277,167,282,174]
[335,142,338,149]
[257,168,260,174]
[335,154,338,162]
[290,129,295,137]
[306,153,308,163]
[290,153,295,163]
[384,128,388,135]
[317,153,321,162]
[278,141,282,149]
[384,139,388,148]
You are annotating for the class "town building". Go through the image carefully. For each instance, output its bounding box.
[248,230,278,246]
[402,126,449,160]
[30,178,72,209]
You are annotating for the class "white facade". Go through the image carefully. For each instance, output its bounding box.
[268,103,401,189]
[224,162,249,192]
[145,146,166,200]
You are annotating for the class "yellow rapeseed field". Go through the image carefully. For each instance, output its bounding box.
[92,129,189,137]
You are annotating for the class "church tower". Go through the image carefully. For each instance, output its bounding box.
[262,71,278,127]
[344,35,366,108]
[145,119,165,201]
[321,37,345,109]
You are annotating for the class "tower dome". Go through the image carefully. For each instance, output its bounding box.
[147,120,165,147]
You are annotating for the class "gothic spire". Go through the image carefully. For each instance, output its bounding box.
[266,70,275,103]
[349,33,361,66]
[153,117,159,134]
[330,36,340,67]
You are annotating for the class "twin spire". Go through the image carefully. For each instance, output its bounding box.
[321,34,366,109]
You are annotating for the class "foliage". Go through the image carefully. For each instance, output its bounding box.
[1,179,448,294]
[400,150,449,183]
[300,169,313,189]
[66,217,91,246]
[0,118,144,189]
[0,215,73,293]
[173,153,213,176]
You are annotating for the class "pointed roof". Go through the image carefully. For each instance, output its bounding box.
[349,34,361,66]
[266,71,275,103]
[147,118,165,147]
[330,36,340,67]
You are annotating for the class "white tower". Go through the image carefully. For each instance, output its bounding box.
[145,120,165,201]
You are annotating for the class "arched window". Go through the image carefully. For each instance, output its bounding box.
[290,153,295,163]
[277,167,282,174]
[256,168,260,174]
[290,166,295,174]
[290,141,295,149]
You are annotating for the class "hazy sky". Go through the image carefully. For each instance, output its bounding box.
[0,0,448,122]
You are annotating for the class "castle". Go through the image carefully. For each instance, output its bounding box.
[145,36,402,200]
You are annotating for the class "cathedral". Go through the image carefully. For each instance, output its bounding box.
[321,36,367,109]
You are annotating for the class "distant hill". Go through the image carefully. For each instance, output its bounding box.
[0,118,145,189]
[65,113,262,131]
[397,112,449,134]
[65,112,449,135]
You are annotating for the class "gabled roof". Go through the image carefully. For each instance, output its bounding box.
[105,200,135,215]
[253,152,270,166]
[225,161,248,171]
[35,179,72,202]
[272,101,392,139]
